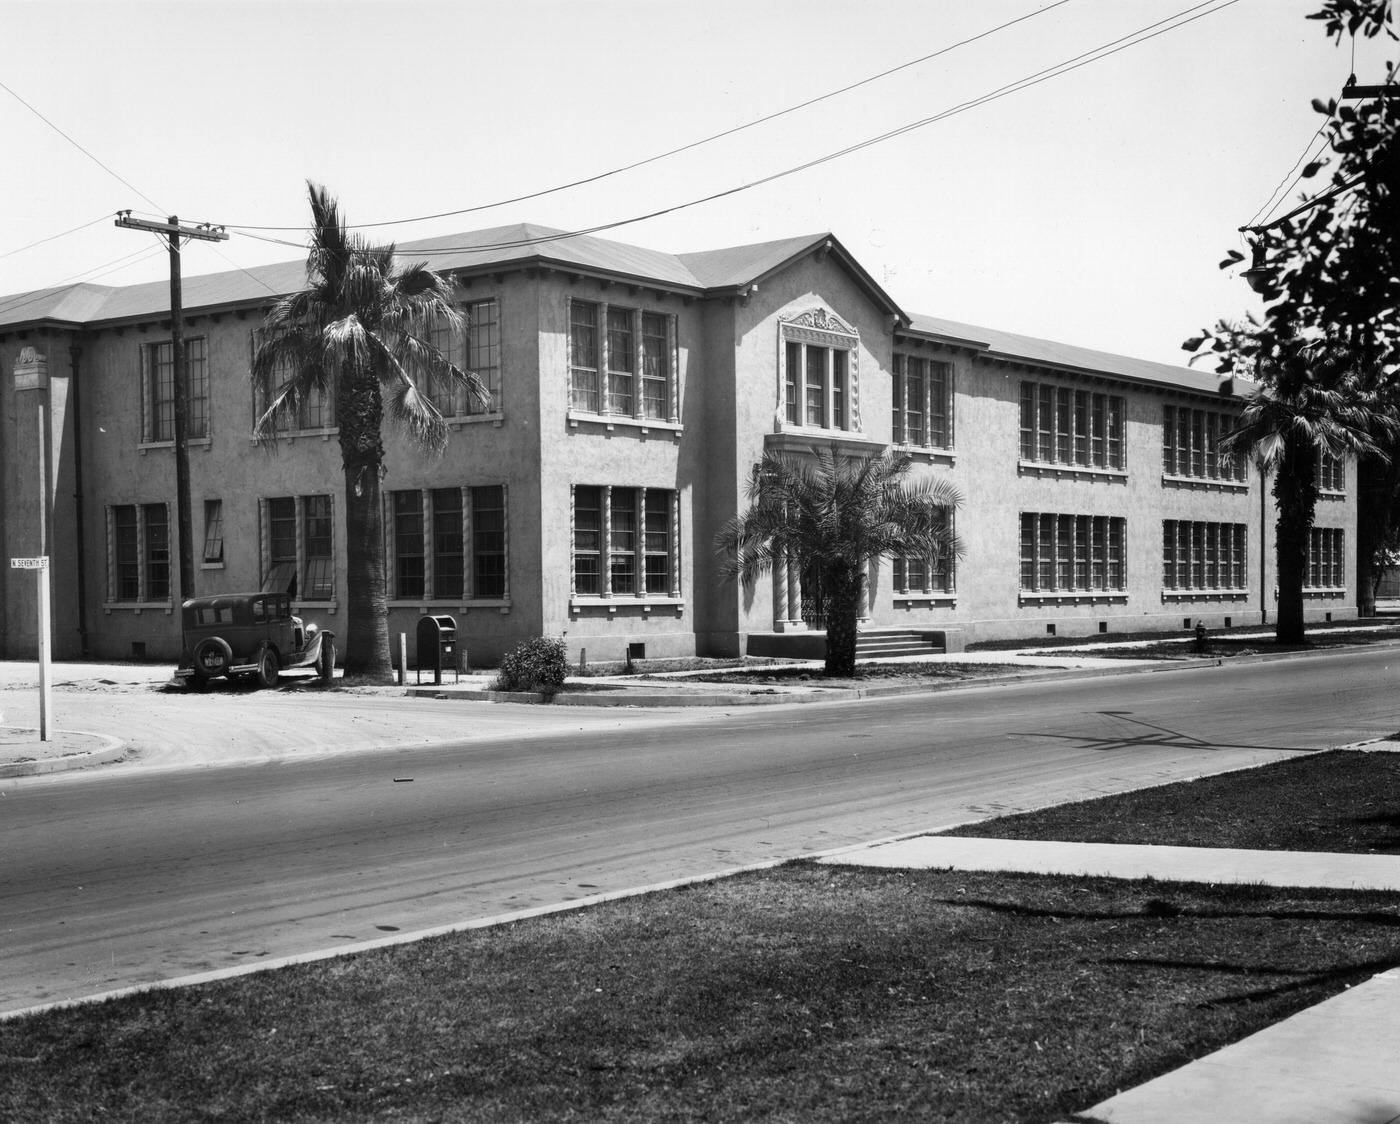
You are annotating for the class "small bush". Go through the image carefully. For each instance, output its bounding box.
[492,636,569,693]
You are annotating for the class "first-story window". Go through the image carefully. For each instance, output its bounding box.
[261,494,335,601]
[389,484,510,601]
[1162,521,1246,590]
[107,502,170,603]
[572,485,678,599]
[891,513,955,594]
[1020,512,1125,593]
[1307,527,1345,589]
[202,499,224,565]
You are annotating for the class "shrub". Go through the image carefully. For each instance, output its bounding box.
[493,636,569,693]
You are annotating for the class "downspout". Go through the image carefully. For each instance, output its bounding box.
[1260,459,1267,626]
[69,336,90,658]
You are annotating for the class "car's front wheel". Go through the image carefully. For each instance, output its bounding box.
[255,647,280,689]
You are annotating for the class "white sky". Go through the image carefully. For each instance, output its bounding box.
[2,0,1395,367]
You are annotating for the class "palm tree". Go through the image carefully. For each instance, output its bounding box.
[717,446,964,676]
[253,183,488,680]
[1221,339,1394,645]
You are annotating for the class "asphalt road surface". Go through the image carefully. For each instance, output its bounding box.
[2,647,1395,1014]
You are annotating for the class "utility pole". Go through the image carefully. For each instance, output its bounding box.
[115,213,228,604]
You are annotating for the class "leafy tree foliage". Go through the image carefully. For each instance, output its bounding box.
[1188,0,1400,628]
[716,447,963,677]
[253,183,488,679]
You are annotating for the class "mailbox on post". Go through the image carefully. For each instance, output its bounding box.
[416,614,459,685]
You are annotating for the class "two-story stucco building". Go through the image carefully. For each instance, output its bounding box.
[0,225,1357,665]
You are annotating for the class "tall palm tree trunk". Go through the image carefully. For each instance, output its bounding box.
[338,370,393,680]
[824,567,864,677]
[1274,436,1317,645]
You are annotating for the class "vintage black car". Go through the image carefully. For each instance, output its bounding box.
[174,592,335,688]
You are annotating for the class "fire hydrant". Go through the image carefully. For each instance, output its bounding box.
[1193,620,1208,654]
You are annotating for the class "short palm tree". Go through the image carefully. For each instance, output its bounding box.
[1221,339,1394,644]
[717,446,964,676]
[253,183,488,679]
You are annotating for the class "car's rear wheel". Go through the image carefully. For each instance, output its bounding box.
[255,647,280,689]
[318,638,336,682]
[192,636,233,679]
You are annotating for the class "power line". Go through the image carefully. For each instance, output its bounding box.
[0,214,114,263]
[387,0,1241,260]
[1246,108,1338,230]
[223,0,1077,233]
[0,244,167,318]
[0,78,165,215]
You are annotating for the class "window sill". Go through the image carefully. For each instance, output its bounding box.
[1162,590,1248,603]
[293,600,338,614]
[1317,490,1346,502]
[139,437,212,455]
[199,561,225,570]
[103,601,174,614]
[766,430,886,457]
[390,599,512,613]
[893,593,957,607]
[446,413,505,430]
[1019,461,1126,483]
[1303,587,1347,599]
[892,444,955,467]
[570,596,685,614]
[1019,592,1128,607]
[568,410,683,437]
[250,427,338,446]
[1161,474,1249,493]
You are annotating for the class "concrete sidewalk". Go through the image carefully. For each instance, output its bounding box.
[822,832,1400,1124]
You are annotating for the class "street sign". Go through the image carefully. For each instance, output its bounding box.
[10,557,48,569]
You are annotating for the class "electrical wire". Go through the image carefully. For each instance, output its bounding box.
[0,214,115,263]
[0,245,168,318]
[0,78,165,216]
[223,0,1077,234]
[1246,117,1335,231]
[382,0,1241,259]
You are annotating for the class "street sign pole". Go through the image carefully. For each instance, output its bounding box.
[11,558,51,741]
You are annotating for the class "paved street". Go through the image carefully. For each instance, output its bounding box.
[2,646,1396,1015]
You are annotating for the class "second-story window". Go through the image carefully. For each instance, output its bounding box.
[426,297,500,417]
[1162,405,1247,482]
[143,337,208,443]
[252,329,334,434]
[892,355,953,448]
[1019,383,1124,470]
[570,299,677,423]
[779,308,860,434]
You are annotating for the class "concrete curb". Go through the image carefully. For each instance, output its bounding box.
[403,637,1400,708]
[0,730,126,778]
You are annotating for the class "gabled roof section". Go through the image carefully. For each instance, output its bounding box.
[904,313,1231,398]
[401,224,707,290]
[679,232,907,321]
[0,282,122,328]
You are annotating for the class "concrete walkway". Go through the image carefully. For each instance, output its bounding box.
[822,830,1400,1124]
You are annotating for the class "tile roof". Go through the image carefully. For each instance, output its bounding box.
[905,313,1230,397]
[0,224,1226,396]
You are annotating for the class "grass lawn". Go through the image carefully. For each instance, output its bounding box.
[4,751,1398,1123]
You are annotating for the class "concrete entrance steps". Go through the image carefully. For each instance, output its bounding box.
[855,630,946,659]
